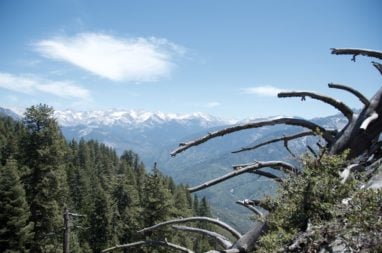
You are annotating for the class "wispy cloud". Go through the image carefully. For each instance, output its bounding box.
[33,33,186,82]
[205,101,221,108]
[0,72,90,99]
[241,85,285,97]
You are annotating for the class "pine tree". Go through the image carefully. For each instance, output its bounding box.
[142,168,174,227]
[0,160,33,252]
[112,160,141,244]
[20,104,68,252]
[88,183,111,253]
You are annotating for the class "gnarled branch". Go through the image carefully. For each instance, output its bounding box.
[171,117,334,156]
[250,170,283,183]
[189,161,295,193]
[278,91,353,121]
[328,83,370,107]
[331,48,382,61]
[102,240,194,253]
[232,131,315,154]
[138,216,242,239]
[372,61,382,75]
[236,200,265,218]
[172,225,233,249]
[231,218,268,252]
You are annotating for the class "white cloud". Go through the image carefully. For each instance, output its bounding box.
[242,85,285,97]
[0,72,90,99]
[205,101,221,108]
[34,33,185,82]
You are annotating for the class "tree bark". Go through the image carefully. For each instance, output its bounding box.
[329,87,382,158]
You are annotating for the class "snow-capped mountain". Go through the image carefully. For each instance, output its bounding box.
[54,109,233,128]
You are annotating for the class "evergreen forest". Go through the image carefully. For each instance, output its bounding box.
[0,104,215,253]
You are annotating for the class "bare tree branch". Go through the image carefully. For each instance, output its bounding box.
[172,225,233,249]
[232,161,296,174]
[278,91,353,121]
[372,61,382,75]
[236,200,265,218]
[205,250,241,253]
[171,118,334,156]
[231,219,268,252]
[307,145,317,158]
[249,170,283,183]
[189,161,295,193]
[242,199,270,211]
[102,240,194,253]
[232,131,315,154]
[328,83,370,107]
[138,216,242,239]
[331,48,382,61]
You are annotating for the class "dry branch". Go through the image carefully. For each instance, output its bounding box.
[232,161,296,173]
[331,48,382,61]
[171,118,334,156]
[172,225,233,249]
[278,91,353,120]
[102,240,194,253]
[328,83,370,107]
[372,61,382,75]
[250,170,283,183]
[232,131,315,154]
[329,86,382,157]
[231,219,268,252]
[236,200,264,218]
[189,161,295,193]
[206,250,240,253]
[138,216,242,239]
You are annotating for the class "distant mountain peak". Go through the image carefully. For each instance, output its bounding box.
[53,108,233,128]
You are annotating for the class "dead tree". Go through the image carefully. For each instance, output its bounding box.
[103,48,382,252]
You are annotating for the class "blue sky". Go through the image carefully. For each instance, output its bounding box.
[0,0,381,120]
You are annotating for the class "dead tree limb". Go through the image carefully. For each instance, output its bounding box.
[232,161,296,174]
[206,250,240,253]
[278,91,353,121]
[328,83,370,107]
[102,240,194,253]
[230,219,268,252]
[250,170,283,183]
[330,48,382,61]
[138,216,242,239]
[372,61,382,75]
[329,86,382,158]
[172,225,233,249]
[232,131,315,154]
[236,200,265,218]
[189,161,295,193]
[171,118,335,156]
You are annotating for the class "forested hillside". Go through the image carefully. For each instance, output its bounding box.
[0,104,215,253]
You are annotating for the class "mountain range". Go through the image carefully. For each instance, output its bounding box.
[0,107,347,231]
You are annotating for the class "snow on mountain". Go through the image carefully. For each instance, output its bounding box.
[54,109,233,128]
